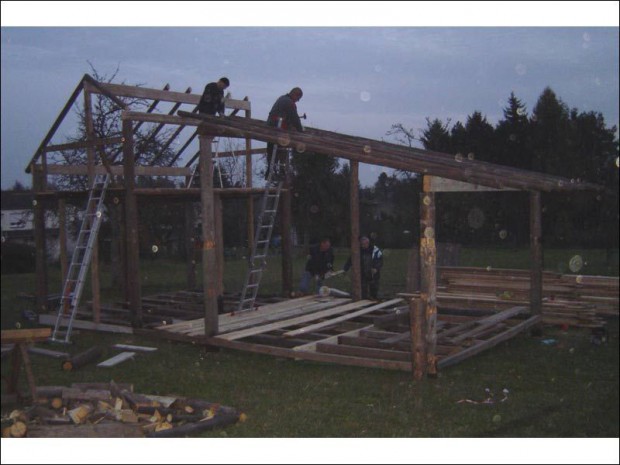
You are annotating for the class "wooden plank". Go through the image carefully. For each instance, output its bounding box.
[28,346,70,359]
[438,315,541,369]
[218,300,374,341]
[111,344,158,352]
[1,328,52,343]
[447,306,527,344]
[283,298,403,337]
[38,314,134,334]
[97,352,136,368]
[530,191,543,316]
[291,325,374,352]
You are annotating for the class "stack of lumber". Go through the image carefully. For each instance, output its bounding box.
[407,267,617,328]
[1,381,244,438]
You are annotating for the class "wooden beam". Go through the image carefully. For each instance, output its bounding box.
[411,298,427,380]
[94,82,250,110]
[58,198,68,289]
[281,151,293,296]
[1,328,52,344]
[44,136,123,153]
[245,100,254,254]
[214,193,224,297]
[199,133,218,336]
[530,191,543,316]
[83,75,127,109]
[420,180,438,376]
[26,76,84,173]
[122,120,142,327]
[350,160,362,300]
[185,203,197,290]
[38,314,134,334]
[45,164,192,177]
[207,335,411,371]
[84,89,101,324]
[33,168,48,314]
[424,175,518,192]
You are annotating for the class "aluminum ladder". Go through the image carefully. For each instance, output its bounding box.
[50,173,111,343]
[237,139,288,314]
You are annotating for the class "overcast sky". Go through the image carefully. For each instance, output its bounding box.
[1,2,619,190]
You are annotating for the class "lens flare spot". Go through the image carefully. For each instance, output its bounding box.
[499,229,508,240]
[152,245,159,254]
[360,91,371,102]
[515,63,527,75]
[569,255,583,273]
[455,153,463,163]
[363,145,372,154]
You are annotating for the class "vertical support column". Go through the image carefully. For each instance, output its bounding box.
[122,119,142,327]
[185,203,197,290]
[410,298,427,380]
[58,198,68,286]
[199,131,218,336]
[33,166,48,314]
[84,89,100,323]
[530,190,543,316]
[349,161,362,301]
[420,176,437,377]
[214,193,224,297]
[280,150,293,296]
[245,106,254,255]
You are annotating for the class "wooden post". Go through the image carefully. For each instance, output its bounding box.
[420,177,437,376]
[33,166,48,314]
[350,161,362,301]
[281,150,293,296]
[84,89,101,323]
[245,105,254,257]
[410,298,427,380]
[530,190,543,316]
[122,119,142,327]
[185,203,197,290]
[214,193,224,297]
[199,132,218,336]
[58,198,68,285]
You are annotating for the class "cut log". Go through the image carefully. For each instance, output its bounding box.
[62,388,112,403]
[61,346,103,371]
[72,382,133,392]
[27,422,144,438]
[146,411,240,438]
[10,421,28,438]
[119,390,156,410]
[50,397,63,409]
[68,404,94,424]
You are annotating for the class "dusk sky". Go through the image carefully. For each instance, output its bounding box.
[1,2,619,190]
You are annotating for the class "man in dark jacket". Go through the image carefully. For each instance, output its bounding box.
[299,237,334,295]
[265,87,304,180]
[343,236,384,299]
[197,77,230,116]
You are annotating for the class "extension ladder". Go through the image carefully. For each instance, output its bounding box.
[237,135,287,313]
[50,174,110,343]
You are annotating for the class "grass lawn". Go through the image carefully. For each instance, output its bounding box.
[1,247,618,460]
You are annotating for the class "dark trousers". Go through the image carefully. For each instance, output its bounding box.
[361,274,380,300]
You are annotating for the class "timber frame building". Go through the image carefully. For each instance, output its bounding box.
[25,75,604,378]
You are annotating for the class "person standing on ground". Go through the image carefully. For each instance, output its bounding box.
[343,236,384,299]
[299,237,335,295]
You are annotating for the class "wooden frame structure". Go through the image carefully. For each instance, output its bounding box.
[26,74,604,378]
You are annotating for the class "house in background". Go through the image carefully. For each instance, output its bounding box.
[1,190,60,258]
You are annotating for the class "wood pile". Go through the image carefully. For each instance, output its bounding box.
[419,267,618,328]
[1,381,245,438]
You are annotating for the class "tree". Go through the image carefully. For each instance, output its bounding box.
[420,118,452,152]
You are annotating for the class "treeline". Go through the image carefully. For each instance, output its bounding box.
[295,87,618,250]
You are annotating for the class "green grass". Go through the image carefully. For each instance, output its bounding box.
[1,247,618,440]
